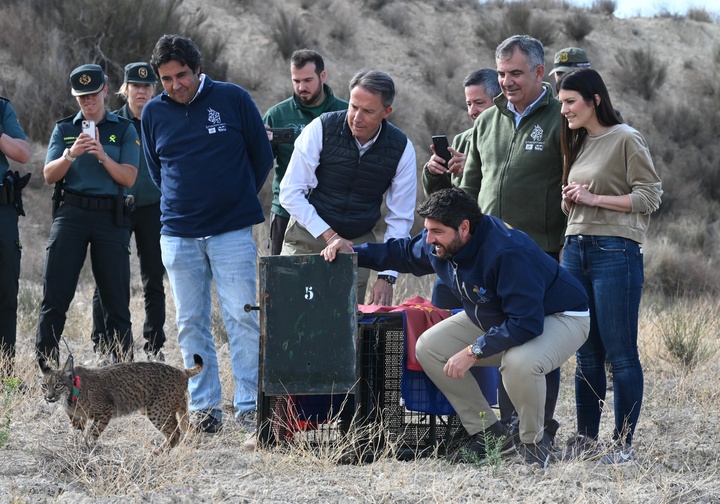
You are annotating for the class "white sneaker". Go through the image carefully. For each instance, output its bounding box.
[243,431,257,452]
[600,444,636,465]
[145,350,165,363]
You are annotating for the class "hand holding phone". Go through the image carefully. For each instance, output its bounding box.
[82,120,96,139]
[268,127,296,144]
[431,135,452,167]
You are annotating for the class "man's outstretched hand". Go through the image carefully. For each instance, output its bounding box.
[320,236,354,262]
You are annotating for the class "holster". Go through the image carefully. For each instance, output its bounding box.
[52,181,64,218]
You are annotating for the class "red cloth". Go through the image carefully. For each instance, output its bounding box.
[359,296,452,371]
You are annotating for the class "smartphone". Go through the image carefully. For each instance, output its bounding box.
[432,135,452,166]
[268,127,295,144]
[82,120,96,139]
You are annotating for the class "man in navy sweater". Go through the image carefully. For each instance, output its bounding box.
[322,188,590,468]
[142,35,273,436]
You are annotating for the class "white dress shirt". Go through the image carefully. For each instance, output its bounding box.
[280,115,417,278]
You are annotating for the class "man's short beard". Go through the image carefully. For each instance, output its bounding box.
[296,85,323,106]
[435,234,463,260]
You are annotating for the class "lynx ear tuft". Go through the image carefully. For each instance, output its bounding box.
[38,356,52,374]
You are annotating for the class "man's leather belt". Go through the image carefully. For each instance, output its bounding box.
[63,192,116,211]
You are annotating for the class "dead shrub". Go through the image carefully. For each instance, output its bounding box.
[686,8,713,23]
[363,0,393,10]
[591,0,616,16]
[327,3,357,46]
[613,48,667,101]
[423,108,466,139]
[651,297,718,371]
[475,2,557,49]
[271,11,312,60]
[380,5,411,36]
[563,11,594,42]
[0,0,226,142]
[644,237,720,296]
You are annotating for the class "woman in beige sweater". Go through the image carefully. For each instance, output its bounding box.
[557,68,662,465]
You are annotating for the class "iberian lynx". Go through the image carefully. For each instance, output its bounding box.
[39,354,203,451]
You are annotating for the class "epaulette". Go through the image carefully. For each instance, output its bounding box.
[56,114,76,124]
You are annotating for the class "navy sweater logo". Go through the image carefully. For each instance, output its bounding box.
[206,107,226,134]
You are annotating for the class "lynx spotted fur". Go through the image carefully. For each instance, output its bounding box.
[39,354,203,450]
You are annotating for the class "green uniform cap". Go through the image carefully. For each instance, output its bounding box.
[550,47,591,75]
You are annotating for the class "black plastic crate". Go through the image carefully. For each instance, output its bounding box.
[258,312,464,457]
[356,313,463,458]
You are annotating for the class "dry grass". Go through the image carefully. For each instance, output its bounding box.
[3,0,720,500]
[3,268,720,501]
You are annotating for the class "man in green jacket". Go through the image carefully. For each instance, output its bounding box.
[264,50,348,255]
[421,68,500,198]
[460,34,565,447]
[461,35,564,256]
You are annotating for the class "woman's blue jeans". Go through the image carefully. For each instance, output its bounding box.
[562,235,644,445]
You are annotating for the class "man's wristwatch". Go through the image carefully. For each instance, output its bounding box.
[63,148,76,162]
[377,274,397,285]
[467,343,483,361]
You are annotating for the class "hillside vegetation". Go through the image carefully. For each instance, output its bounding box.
[1,0,720,298]
[1,1,720,502]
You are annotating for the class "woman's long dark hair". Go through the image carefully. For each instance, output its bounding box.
[557,68,621,185]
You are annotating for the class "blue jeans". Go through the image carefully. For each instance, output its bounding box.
[562,235,644,445]
[161,227,259,421]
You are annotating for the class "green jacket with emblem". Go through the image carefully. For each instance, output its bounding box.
[460,83,565,253]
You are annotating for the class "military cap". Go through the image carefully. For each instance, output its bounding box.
[549,47,591,76]
[124,62,157,84]
[70,64,106,96]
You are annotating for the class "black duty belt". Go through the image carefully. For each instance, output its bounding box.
[63,192,116,211]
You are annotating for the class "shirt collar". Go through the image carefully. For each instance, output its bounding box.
[188,74,206,104]
[354,122,383,155]
[507,87,547,128]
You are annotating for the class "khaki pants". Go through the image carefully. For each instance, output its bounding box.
[416,310,589,443]
[280,217,376,304]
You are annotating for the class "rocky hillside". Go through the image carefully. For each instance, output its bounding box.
[2,0,720,292]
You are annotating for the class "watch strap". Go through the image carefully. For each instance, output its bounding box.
[466,345,479,361]
[377,274,396,285]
